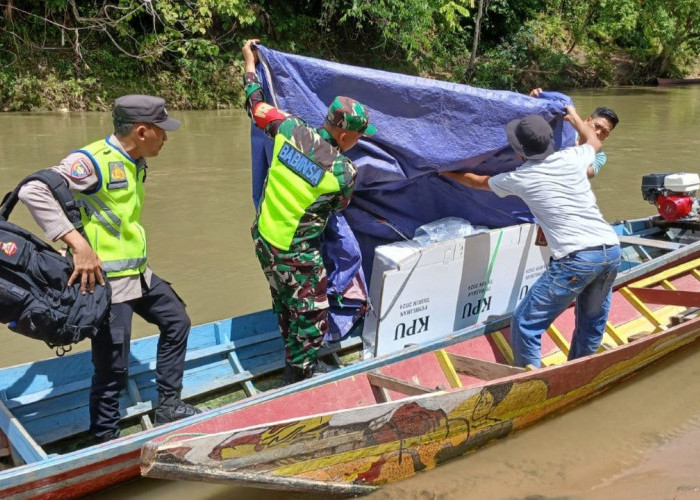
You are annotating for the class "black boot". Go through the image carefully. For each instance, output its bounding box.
[282,363,309,385]
[310,359,340,377]
[154,394,202,426]
[282,359,340,385]
[92,429,120,445]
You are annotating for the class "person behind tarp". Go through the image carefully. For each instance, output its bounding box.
[241,39,376,384]
[530,88,619,179]
[18,95,201,442]
[441,106,621,368]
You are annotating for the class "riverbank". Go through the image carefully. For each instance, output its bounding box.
[0,51,245,112]
[0,46,674,113]
[3,1,700,112]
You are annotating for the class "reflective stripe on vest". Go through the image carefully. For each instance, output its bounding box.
[102,257,148,273]
[257,131,341,251]
[75,138,147,278]
[78,198,121,238]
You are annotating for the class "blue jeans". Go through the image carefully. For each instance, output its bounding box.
[511,245,621,368]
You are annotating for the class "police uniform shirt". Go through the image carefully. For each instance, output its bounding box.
[17,135,152,303]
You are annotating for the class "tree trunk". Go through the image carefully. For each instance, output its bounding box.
[466,0,486,82]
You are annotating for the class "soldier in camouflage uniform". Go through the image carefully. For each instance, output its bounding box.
[242,39,376,384]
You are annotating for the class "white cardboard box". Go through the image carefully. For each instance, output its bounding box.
[362,223,551,358]
[453,223,551,330]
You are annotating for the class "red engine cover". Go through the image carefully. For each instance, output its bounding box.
[656,194,694,221]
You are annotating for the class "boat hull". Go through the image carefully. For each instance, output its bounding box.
[1,451,140,499]
[657,77,700,86]
[142,317,700,492]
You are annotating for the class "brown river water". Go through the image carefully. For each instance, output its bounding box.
[1,85,700,499]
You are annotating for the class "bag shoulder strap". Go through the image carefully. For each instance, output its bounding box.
[0,170,86,237]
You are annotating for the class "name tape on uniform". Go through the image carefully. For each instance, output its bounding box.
[278,142,325,187]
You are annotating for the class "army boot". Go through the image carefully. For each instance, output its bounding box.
[282,363,309,385]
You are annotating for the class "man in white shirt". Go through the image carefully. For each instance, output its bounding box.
[441,106,621,367]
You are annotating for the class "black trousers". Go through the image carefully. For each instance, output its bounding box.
[89,273,191,439]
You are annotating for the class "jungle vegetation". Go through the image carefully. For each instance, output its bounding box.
[1,0,699,111]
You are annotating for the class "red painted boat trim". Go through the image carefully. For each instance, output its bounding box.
[1,450,139,499]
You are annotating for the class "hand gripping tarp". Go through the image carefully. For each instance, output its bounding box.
[250,45,575,339]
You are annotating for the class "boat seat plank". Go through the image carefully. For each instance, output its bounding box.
[25,407,90,445]
[0,395,47,464]
[546,325,570,356]
[367,372,435,401]
[488,330,515,365]
[27,362,259,444]
[24,333,360,444]
[127,379,153,431]
[7,323,349,411]
[131,351,284,403]
[631,257,700,288]
[670,307,700,326]
[620,287,667,330]
[447,352,524,380]
[6,332,280,411]
[17,354,270,441]
[434,350,462,388]
[13,327,361,445]
[627,287,700,308]
[618,235,683,251]
[235,339,285,363]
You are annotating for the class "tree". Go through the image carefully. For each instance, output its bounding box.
[637,0,700,76]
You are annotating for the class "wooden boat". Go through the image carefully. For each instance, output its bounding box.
[0,215,698,498]
[139,217,700,495]
[141,240,700,494]
[657,77,700,86]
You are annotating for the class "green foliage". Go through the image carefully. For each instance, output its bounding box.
[319,0,473,74]
[634,0,700,76]
[439,1,475,31]
[0,71,101,112]
[2,0,700,110]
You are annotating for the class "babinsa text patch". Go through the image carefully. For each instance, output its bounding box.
[277,142,324,187]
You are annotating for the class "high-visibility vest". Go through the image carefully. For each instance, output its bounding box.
[257,125,343,251]
[75,138,147,278]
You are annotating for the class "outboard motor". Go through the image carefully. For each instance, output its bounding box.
[641,173,700,221]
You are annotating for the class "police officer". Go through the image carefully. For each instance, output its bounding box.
[242,39,376,384]
[19,95,200,442]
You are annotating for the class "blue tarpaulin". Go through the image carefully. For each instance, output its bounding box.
[250,45,575,338]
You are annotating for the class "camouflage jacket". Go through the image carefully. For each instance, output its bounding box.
[244,73,357,250]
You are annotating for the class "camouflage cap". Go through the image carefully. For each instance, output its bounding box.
[325,96,376,136]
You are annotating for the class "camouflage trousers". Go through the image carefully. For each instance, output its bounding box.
[252,227,329,369]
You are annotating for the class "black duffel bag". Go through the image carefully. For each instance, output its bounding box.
[0,170,111,355]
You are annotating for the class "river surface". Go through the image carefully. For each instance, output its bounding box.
[1,85,700,499]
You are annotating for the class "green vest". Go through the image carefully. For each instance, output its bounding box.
[75,138,147,278]
[257,130,342,251]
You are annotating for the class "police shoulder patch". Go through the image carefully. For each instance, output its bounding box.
[277,142,325,187]
[68,158,91,180]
